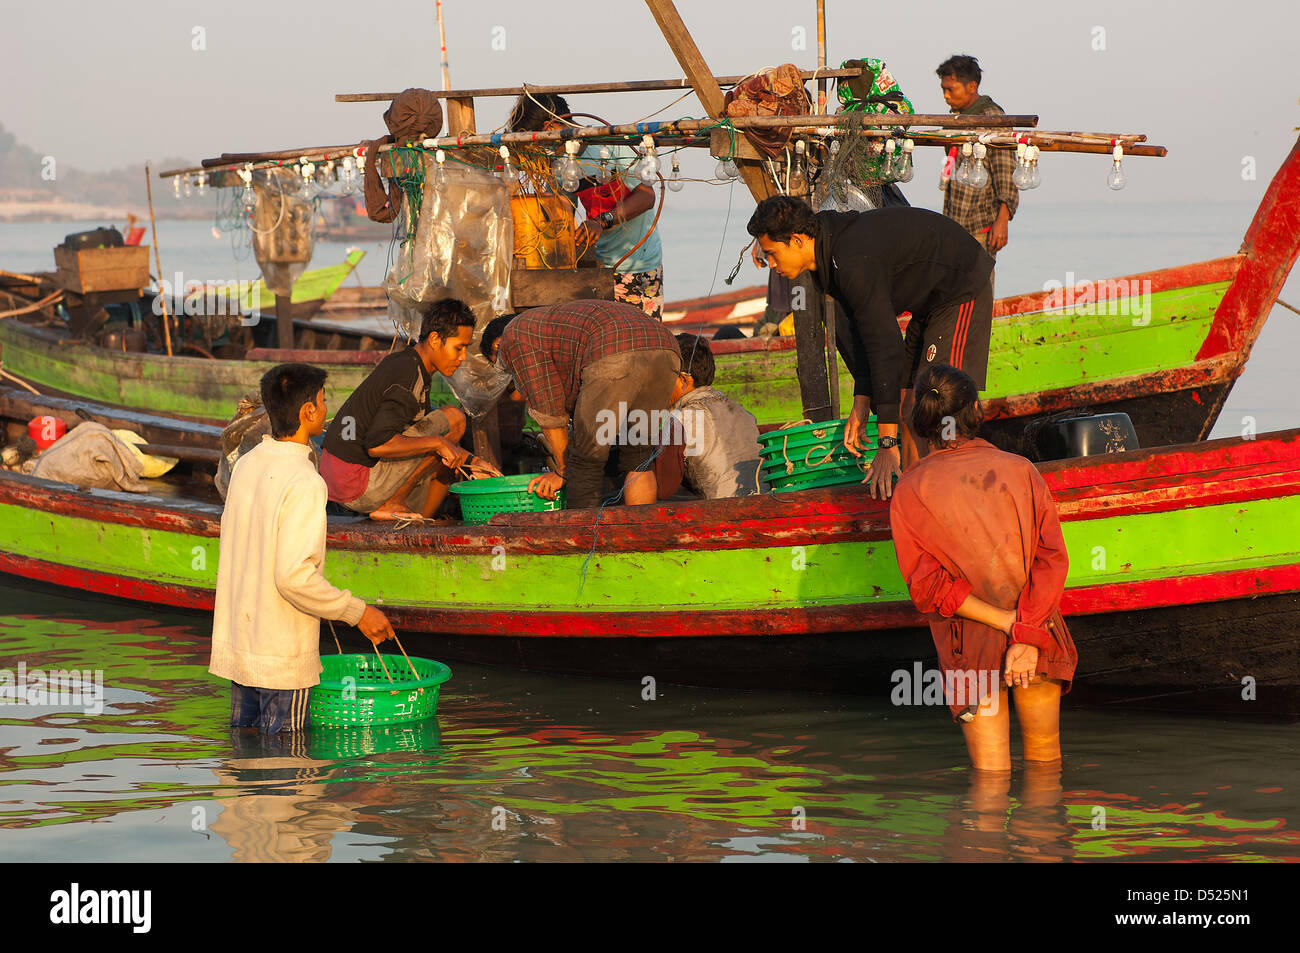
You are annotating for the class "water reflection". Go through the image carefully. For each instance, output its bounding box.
[0,587,1296,862]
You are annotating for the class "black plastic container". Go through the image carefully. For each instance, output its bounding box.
[1037,413,1140,461]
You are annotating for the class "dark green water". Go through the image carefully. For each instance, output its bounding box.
[0,580,1296,862]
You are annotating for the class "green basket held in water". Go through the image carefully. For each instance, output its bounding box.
[757,417,879,491]
[449,473,566,524]
[310,638,452,727]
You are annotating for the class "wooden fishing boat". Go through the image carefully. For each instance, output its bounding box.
[2,135,1297,442]
[0,389,1296,711]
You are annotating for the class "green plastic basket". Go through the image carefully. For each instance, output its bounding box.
[758,417,878,487]
[310,653,452,727]
[449,473,566,524]
[308,719,441,760]
[767,463,868,491]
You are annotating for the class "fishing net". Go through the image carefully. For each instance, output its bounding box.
[383,152,513,340]
[811,57,916,212]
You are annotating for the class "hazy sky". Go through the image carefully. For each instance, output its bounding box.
[5,0,1299,205]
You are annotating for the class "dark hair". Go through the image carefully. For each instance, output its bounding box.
[746,195,819,244]
[911,364,983,446]
[675,333,715,387]
[260,363,328,439]
[936,54,981,85]
[480,313,516,360]
[418,297,476,343]
[508,92,571,132]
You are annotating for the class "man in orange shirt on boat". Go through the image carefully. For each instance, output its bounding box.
[209,363,394,735]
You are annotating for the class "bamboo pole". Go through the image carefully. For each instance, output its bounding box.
[162,117,1164,180]
[333,68,867,103]
[436,0,451,91]
[816,0,827,116]
[144,163,173,357]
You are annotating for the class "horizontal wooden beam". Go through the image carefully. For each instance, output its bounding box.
[334,68,865,103]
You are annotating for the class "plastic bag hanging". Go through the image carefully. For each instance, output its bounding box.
[251,168,316,297]
[384,154,513,340]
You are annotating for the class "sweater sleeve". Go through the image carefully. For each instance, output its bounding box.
[889,487,973,617]
[1010,468,1070,649]
[837,265,905,424]
[273,477,366,625]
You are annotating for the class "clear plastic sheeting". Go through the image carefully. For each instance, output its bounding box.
[448,352,515,418]
[252,168,316,297]
[385,159,512,340]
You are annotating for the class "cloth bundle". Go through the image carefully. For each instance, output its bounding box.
[363,88,444,223]
[723,64,810,159]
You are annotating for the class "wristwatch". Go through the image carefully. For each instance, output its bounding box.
[877,435,900,449]
[598,211,616,229]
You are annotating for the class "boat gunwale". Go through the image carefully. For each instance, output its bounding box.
[0,426,1297,556]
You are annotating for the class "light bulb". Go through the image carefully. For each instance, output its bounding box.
[829,139,841,157]
[715,158,737,180]
[638,154,661,184]
[954,143,973,186]
[668,156,684,191]
[896,139,915,183]
[884,139,897,181]
[1107,143,1126,191]
[196,173,207,196]
[1012,142,1031,189]
[183,177,192,197]
[172,177,181,198]
[240,186,256,215]
[434,149,446,190]
[967,143,989,190]
[498,146,519,186]
[1027,146,1042,189]
[637,135,660,184]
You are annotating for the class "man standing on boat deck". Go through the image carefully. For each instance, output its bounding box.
[937,54,1019,295]
[492,300,681,509]
[319,298,499,521]
[509,93,666,320]
[210,363,394,735]
[747,196,994,500]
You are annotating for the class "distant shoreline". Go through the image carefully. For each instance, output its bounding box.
[0,201,208,223]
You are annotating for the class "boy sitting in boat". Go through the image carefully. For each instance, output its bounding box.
[209,363,394,735]
[653,333,764,499]
[747,196,995,500]
[888,364,1077,772]
[491,300,681,509]
[319,297,499,521]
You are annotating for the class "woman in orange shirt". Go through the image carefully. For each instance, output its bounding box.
[888,364,1078,771]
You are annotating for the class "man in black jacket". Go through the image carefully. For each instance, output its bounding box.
[747,196,994,499]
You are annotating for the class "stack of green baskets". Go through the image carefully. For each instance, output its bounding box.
[309,653,452,727]
[449,473,566,524]
[757,417,878,491]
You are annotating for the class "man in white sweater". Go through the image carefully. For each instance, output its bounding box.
[209,363,394,734]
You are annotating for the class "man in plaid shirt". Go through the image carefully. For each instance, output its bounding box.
[494,300,681,509]
[937,54,1018,295]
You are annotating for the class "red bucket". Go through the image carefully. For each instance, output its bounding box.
[28,415,66,450]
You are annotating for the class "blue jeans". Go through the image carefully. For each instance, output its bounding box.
[229,681,311,734]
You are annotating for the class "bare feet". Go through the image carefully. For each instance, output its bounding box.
[368,504,423,522]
